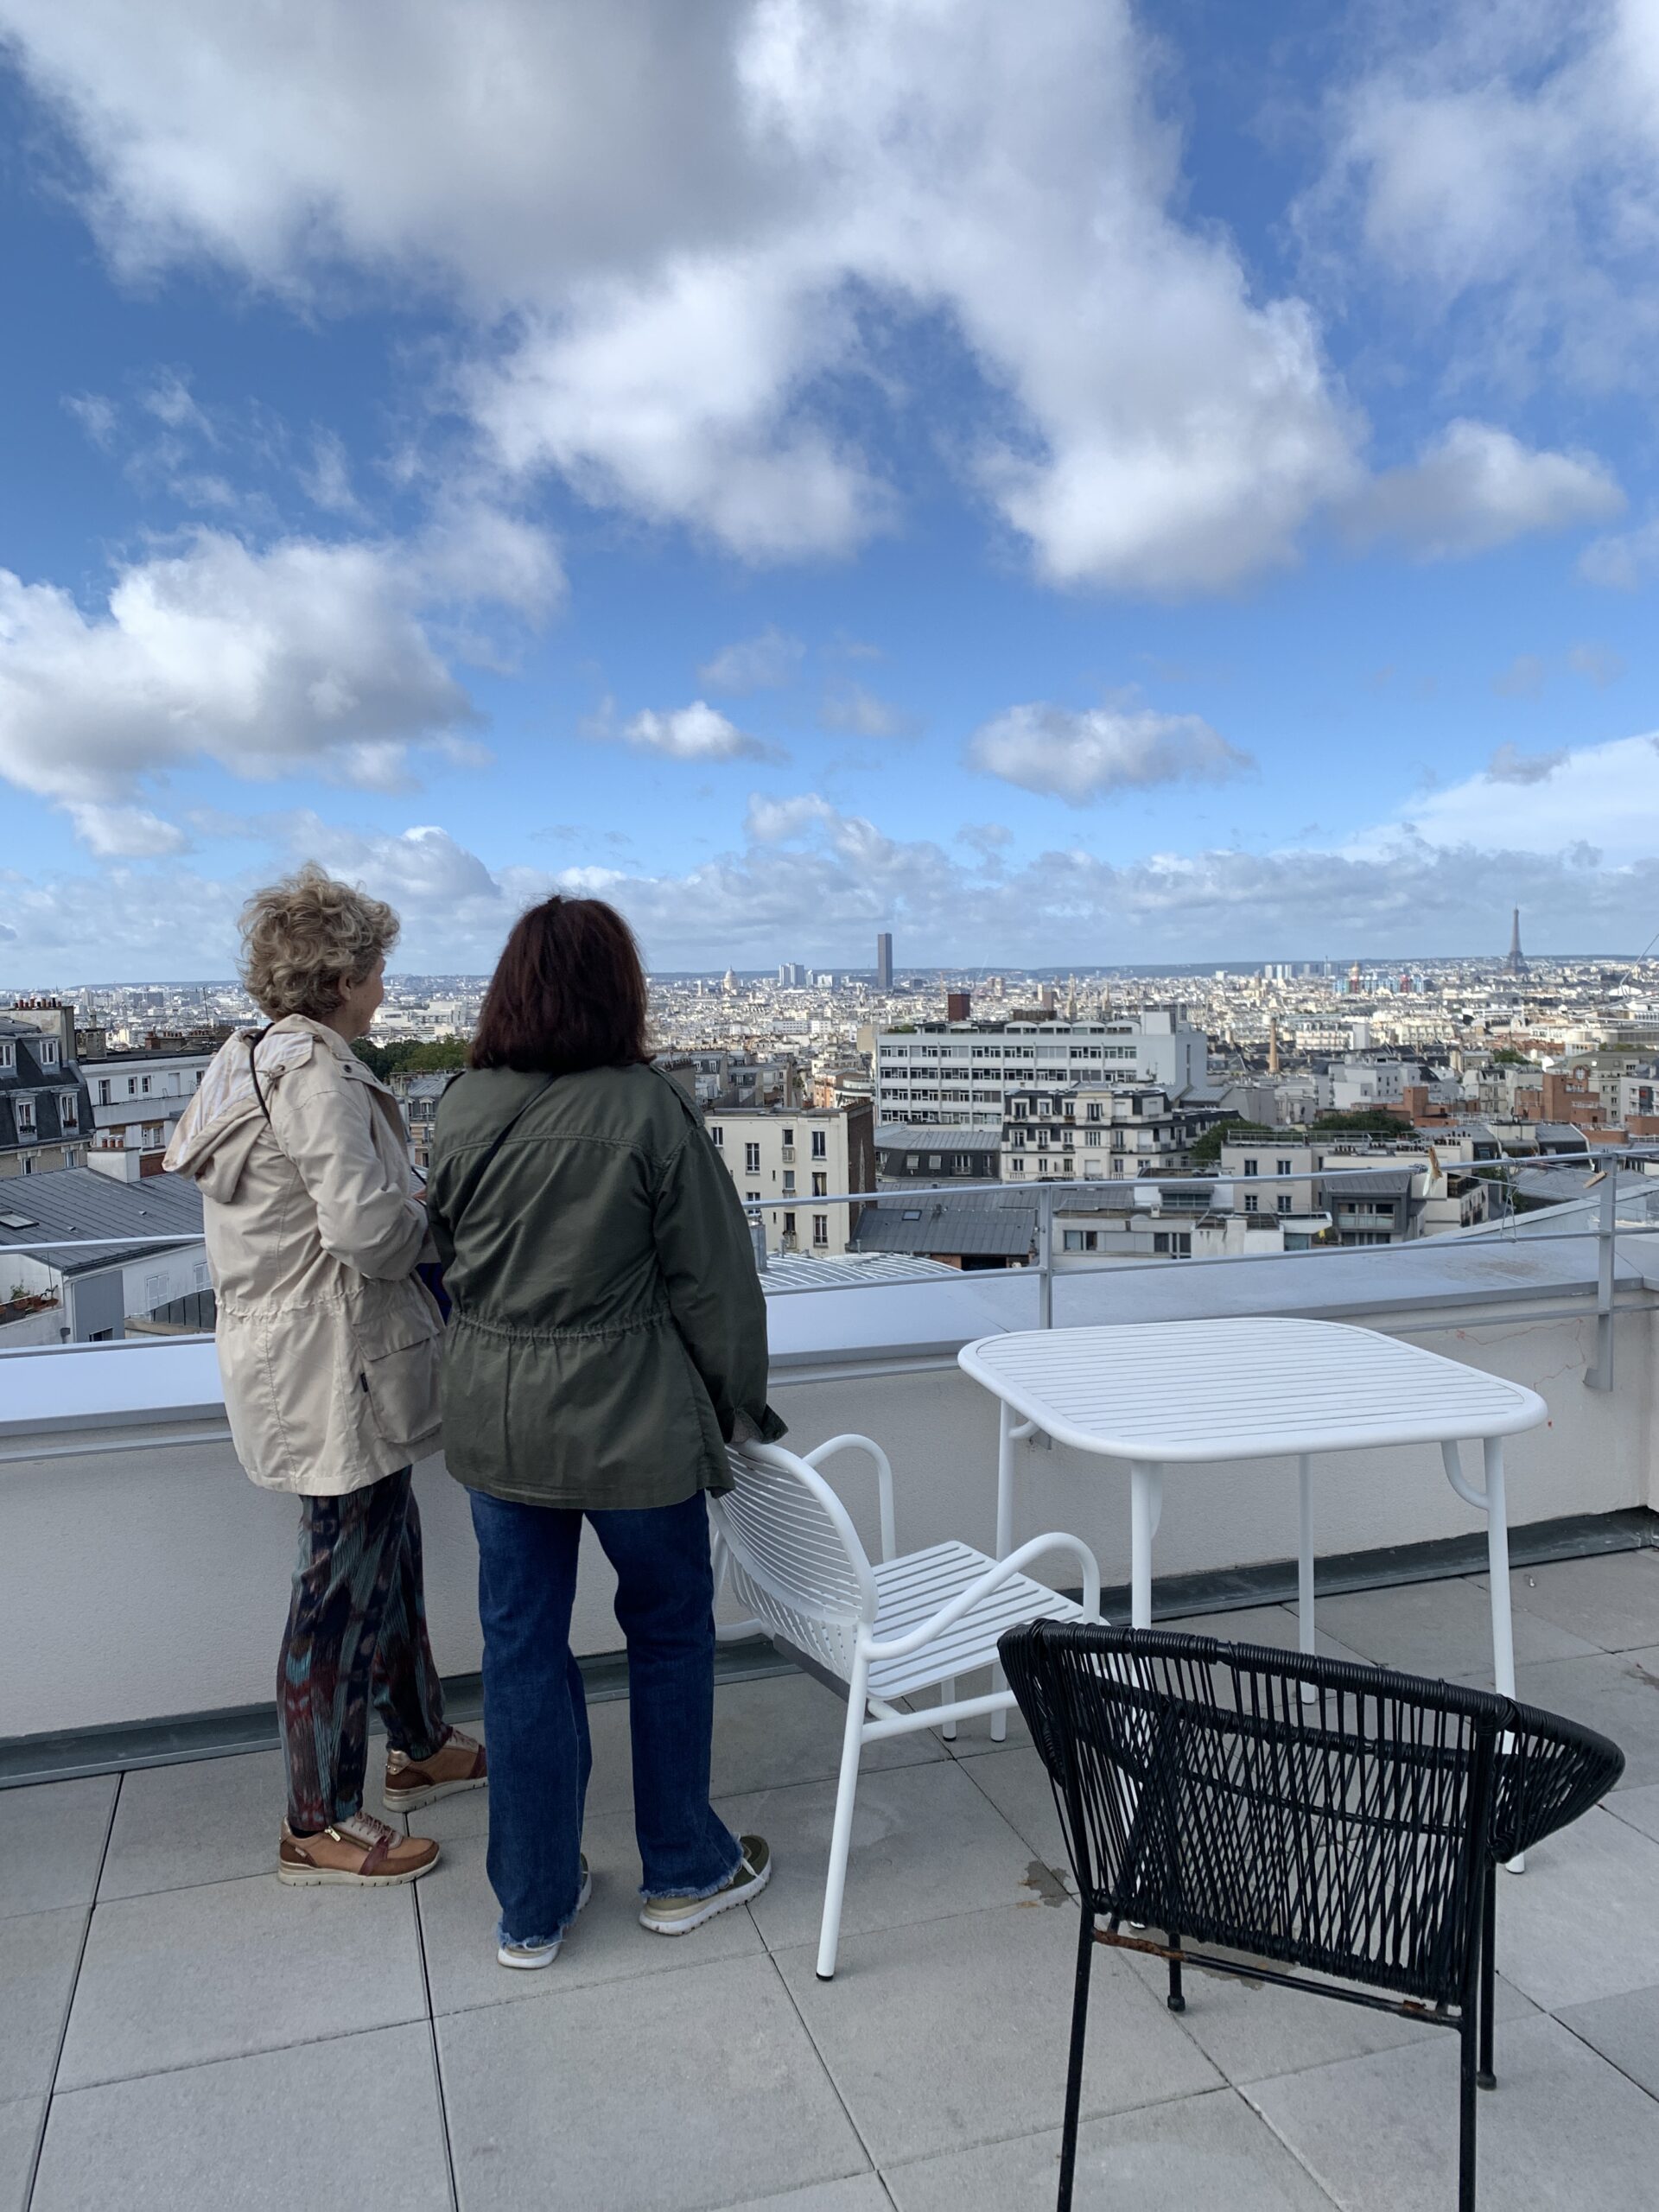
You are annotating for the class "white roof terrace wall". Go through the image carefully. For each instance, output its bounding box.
[3,1221,1655,1739]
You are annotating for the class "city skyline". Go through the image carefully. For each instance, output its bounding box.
[3,3,1659,982]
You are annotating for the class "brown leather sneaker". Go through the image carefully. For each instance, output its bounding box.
[384,1727,488,1813]
[277,1812,440,1887]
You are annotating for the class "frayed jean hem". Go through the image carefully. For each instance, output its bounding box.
[495,1913,574,1950]
[638,1846,744,1905]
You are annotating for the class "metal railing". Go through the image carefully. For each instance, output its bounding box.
[5,1152,1656,1390]
[739,1150,1659,1390]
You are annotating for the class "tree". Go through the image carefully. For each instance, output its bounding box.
[353,1036,467,1080]
[1187,1116,1279,1166]
[1491,1048,1531,1067]
[1311,1108,1411,1138]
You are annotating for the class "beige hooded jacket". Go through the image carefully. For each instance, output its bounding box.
[164,1015,442,1495]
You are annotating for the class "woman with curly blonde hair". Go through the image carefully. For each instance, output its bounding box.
[167,863,485,1887]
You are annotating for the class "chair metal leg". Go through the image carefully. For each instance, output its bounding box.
[1478,1860,1497,2089]
[940,1675,957,1740]
[1058,1912,1094,2212]
[1459,2007,1479,2212]
[1166,1931,1185,2013]
[816,1659,868,1981]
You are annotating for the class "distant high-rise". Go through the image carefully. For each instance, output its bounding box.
[1507,907,1527,975]
[874,932,893,989]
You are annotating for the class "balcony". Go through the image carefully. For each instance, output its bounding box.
[3,1210,1658,2208]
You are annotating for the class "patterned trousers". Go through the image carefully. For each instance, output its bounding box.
[278,1467,448,1831]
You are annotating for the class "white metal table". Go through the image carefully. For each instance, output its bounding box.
[958,1316,1548,1709]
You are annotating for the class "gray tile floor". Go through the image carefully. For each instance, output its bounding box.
[3,1550,1656,2210]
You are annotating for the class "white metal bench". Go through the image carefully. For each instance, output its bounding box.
[709,1433,1102,1979]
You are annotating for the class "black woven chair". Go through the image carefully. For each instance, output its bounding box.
[999,1622,1624,2212]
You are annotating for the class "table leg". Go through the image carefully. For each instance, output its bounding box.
[1130,1463,1160,1631]
[991,1399,1014,1740]
[1298,1454,1317,1705]
[1483,1436,1524,1877]
[996,1398,1016,1562]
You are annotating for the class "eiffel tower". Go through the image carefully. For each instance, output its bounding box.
[1505,906,1527,976]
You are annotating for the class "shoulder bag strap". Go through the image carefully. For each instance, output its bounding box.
[448,1074,556,1223]
[246,1026,275,1122]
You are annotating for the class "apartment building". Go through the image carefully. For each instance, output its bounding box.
[874,1009,1209,1129]
[0,1014,92,1179]
[706,1100,874,1257]
[79,1044,213,1180]
[1218,1134,1491,1242]
[1001,1084,1227,1182]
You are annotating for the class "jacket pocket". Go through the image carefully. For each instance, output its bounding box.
[353,1294,442,1451]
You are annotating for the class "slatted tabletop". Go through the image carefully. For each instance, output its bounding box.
[958,1317,1546,1462]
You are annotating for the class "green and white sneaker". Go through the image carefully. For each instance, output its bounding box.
[639,1835,771,1936]
[497,1856,590,1970]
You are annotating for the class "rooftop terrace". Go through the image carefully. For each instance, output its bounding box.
[3,1548,1656,2211]
[3,1193,1659,2208]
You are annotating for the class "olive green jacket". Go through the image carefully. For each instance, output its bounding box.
[426,1061,785,1509]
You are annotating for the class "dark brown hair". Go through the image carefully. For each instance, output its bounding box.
[470,896,650,1074]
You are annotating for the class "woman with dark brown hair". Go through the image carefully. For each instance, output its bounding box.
[427,895,783,1968]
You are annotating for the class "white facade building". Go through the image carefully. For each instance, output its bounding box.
[875,1011,1209,1130]
[705,1102,875,1257]
[79,1046,213,1180]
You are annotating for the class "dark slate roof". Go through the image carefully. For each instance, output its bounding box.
[1320,1168,1416,1198]
[852,1198,1038,1259]
[0,1167,204,1275]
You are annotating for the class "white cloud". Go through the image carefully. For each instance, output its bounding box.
[2,0,1367,590]
[0,516,559,846]
[1374,730,1659,867]
[1338,422,1623,559]
[818,682,915,739]
[697,626,804,693]
[1485,741,1565,785]
[63,391,118,448]
[1579,513,1659,591]
[1492,654,1547,700]
[1568,641,1626,687]
[608,699,779,762]
[65,803,192,857]
[966,702,1252,805]
[1310,3,1659,394]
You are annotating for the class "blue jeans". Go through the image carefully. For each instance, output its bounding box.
[467,1488,741,1946]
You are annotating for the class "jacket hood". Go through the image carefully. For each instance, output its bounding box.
[163,1022,320,1198]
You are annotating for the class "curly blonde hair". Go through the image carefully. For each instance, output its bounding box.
[238,862,400,1021]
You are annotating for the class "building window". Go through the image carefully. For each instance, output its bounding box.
[1276,1192,1292,1212]
[1086,1102,1103,1122]
[709,1125,724,1148]
[745,1190,760,1203]
[1243,1192,1259,1212]
[744,1142,760,1172]
[97,1079,111,1105]
[59,1093,79,1132]
[141,1074,152,1094]
[40,1039,59,1065]
[812,1214,829,1246]
[812,1173,827,1197]
[127,1077,139,1097]
[782,1171,796,1194]
[1276,1159,1292,1175]
[1063,1230,1099,1251]
[782,1211,797,1238]
[1084,1128,1101,1146]
[811,1130,827,1160]
[15,1097,35,1133]
[1243,1158,1258,1175]
[781,1128,794,1147]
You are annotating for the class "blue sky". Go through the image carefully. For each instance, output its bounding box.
[2,0,1658,981]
